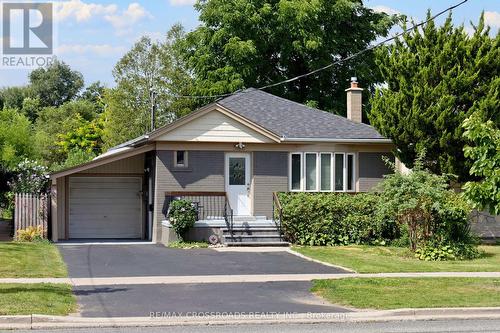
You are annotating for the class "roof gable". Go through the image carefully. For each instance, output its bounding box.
[149,104,281,143]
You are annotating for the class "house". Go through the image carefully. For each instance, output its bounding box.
[49,81,395,245]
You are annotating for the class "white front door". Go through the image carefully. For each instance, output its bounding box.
[225,153,251,216]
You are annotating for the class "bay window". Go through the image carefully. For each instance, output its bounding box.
[290,152,356,192]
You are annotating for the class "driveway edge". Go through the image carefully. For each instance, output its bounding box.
[1,308,500,329]
[286,249,357,273]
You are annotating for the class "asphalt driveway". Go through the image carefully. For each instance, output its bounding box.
[73,281,349,317]
[58,244,350,317]
[58,244,348,277]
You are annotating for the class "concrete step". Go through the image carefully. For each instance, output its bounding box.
[225,241,290,247]
[221,227,280,236]
[223,234,284,243]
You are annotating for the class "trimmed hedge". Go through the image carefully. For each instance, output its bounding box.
[278,192,398,246]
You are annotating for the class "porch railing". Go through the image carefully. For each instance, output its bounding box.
[163,191,233,231]
[272,192,283,241]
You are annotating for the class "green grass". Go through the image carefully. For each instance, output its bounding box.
[293,245,500,273]
[0,283,76,315]
[167,241,210,249]
[0,242,67,278]
[312,278,500,309]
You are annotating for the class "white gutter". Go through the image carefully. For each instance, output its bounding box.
[281,137,393,143]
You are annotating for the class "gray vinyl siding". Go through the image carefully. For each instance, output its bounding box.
[154,150,224,241]
[253,151,288,219]
[358,152,394,192]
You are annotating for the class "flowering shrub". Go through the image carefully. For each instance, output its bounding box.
[8,159,49,194]
[168,199,197,240]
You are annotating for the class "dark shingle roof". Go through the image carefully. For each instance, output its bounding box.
[217,88,386,140]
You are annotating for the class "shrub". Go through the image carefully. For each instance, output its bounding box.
[168,199,197,240]
[8,159,49,194]
[16,226,44,242]
[279,192,397,246]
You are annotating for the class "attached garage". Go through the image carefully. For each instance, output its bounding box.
[68,177,143,239]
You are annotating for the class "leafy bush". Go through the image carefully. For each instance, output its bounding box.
[415,240,481,261]
[168,199,197,240]
[16,226,45,242]
[279,192,398,246]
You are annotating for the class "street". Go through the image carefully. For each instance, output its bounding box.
[6,319,500,333]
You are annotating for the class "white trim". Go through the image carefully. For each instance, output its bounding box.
[289,153,303,191]
[281,138,392,143]
[304,152,318,192]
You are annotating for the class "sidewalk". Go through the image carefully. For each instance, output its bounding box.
[1,307,500,330]
[2,272,500,286]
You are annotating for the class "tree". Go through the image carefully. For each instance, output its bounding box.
[0,86,31,110]
[56,115,104,155]
[369,13,500,181]
[29,59,84,107]
[79,81,106,113]
[0,109,36,170]
[103,28,195,149]
[34,100,99,165]
[51,148,97,172]
[179,0,396,113]
[462,81,500,215]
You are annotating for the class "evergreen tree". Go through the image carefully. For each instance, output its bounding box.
[369,13,500,181]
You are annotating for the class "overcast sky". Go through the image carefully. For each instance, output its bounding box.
[1,0,499,88]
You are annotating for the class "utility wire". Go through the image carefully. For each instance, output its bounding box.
[171,0,469,99]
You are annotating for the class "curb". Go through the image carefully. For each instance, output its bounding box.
[1,308,500,329]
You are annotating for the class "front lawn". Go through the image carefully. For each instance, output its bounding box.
[0,242,67,278]
[0,283,76,315]
[312,278,500,309]
[294,245,500,273]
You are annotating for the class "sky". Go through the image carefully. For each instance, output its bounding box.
[0,0,499,88]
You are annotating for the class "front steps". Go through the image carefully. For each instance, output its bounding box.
[221,221,289,247]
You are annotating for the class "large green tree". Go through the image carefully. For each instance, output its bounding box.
[103,26,195,149]
[29,59,84,107]
[179,0,395,113]
[34,100,99,165]
[369,13,500,181]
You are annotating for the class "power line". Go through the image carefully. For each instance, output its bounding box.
[171,0,469,99]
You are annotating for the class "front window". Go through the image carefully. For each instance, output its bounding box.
[290,153,302,191]
[290,152,356,193]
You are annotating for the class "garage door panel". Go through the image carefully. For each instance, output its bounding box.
[69,177,142,239]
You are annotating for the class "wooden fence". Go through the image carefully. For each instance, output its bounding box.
[14,193,49,239]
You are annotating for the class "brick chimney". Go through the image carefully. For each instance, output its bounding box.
[345,77,363,123]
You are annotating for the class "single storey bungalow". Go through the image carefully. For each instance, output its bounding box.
[49,81,396,245]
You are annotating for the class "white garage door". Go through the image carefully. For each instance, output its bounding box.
[69,177,142,239]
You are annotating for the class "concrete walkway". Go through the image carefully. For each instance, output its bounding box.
[2,271,500,286]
